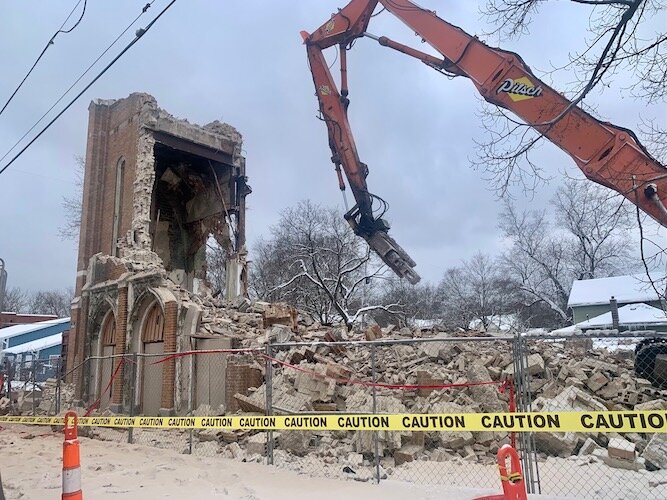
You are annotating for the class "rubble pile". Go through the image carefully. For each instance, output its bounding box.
[9,287,667,477]
[1,378,75,416]
[179,320,667,475]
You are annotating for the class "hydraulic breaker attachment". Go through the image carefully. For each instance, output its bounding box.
[345,206,421,284]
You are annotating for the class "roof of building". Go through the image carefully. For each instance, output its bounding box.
[2,332,62,355]
[567,274,662,307]
[0,317,70,341]
[576,303,667,329]
[0,312,57,317]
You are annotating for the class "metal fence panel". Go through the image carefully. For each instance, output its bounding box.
[520,331,667,499]
[266,336,518,491]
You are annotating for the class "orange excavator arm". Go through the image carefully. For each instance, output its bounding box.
[302,0,667,283]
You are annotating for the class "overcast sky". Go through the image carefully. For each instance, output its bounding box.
[0,0,664,293]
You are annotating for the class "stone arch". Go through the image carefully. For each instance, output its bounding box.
[83,296,115,404]
[130,289,160,353]
[128,286,178,415]
[97,309,117,409]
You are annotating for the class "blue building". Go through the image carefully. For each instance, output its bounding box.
[0,317,69,355]
[2,332,63,361]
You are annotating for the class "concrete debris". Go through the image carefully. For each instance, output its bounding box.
[503,353,544,378]
[278,431,312,456]
[608,437,636,461]
[643,434,667,470]
[196,328,666,469]
[25,283,666,475]
[578,437,602,456]
[246,433,267,455]
[466,363,504,413]
[262,303,297,330]
[0,397,10,415]
[394,444,423,466]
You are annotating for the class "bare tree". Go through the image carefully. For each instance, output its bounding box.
[639,117,667,164]
[500,180,635,323]
[250,200,397,328]
[2,287,28,313]
[58,155,84,241]
[500,210,573,322]
[28,288,73,317]
[206,239,227,294]
[553,178,634,278]
[372,279,439,327]
[438,253,516,330]
[477,0,666,194]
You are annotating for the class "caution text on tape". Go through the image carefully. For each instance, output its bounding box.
[1,411,665,433]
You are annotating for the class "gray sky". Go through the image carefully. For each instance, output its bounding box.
[0,0,664,293]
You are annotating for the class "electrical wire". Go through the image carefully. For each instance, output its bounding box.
[0,0,88,117]
[0,1,157,166]
[0,0,177,176]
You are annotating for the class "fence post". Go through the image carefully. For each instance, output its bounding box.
[55,357,62,415]
[31,360,36,416]
[128,353,138,444]
[513,335,540,495]
[188,354,195,455]
[371,344,380,484]
[265,342,274,465]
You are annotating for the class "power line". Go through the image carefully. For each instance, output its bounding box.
[0,0,177,177]
[0,1,158,166]
[0,0,87,117]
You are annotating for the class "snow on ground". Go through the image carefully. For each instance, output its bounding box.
[0,424,578,500]
[2,425,667,499]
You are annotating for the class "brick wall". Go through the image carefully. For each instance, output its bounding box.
[70,94,152,371]
[225,363,263,413]
[90,258,129,287]
[77,96,145,283]
[0,313,58,328]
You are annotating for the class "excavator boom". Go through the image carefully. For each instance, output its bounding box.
[302,0,667,283]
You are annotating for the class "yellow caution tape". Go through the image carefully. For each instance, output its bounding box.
[1,411,665,433]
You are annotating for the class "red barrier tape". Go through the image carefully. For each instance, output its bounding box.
[261,352,517,443]
[84,358,125,417]
[88,346,517,444]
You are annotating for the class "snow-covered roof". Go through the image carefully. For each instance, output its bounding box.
[0,317,70,341]
[577,303,667,329]
[568,275,661,307]
[2,332,62,355]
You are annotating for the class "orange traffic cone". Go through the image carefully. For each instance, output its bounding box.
[474,444,528,500]
[62,411,82,500]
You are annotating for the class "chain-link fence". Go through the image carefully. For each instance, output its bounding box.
[268,336,518,491]
[0,355,62,416]
[519,331,667,499]
[6,331,667,498]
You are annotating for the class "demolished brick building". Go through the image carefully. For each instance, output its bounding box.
[67,93,251,416]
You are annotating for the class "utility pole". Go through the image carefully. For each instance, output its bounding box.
[0,258,7,313]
